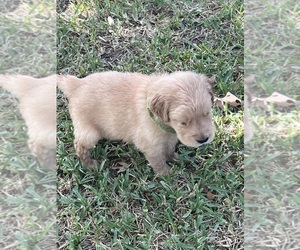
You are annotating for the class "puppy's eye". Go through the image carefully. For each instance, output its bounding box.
[181,122,187,126]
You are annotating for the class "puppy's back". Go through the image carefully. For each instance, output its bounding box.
[57,71,149,98]
[59,71,152,141]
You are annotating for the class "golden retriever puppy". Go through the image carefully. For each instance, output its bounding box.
[58,71,215,175]
[0,75,56,168]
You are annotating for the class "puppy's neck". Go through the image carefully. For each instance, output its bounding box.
[146,102,176,134]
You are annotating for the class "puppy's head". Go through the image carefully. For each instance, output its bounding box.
[149,71,215,147]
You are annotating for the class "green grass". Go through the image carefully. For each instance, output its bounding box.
[57,0,244,249]
[245,0,300,248]
[0,1,56,249]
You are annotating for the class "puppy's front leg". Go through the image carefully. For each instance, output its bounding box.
[144,150,172,175]
[164,138,178,162]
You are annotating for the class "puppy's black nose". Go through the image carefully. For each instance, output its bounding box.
[197,137,209,144]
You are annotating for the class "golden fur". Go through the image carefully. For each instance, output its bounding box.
[0,75,56,168]
[58,71,215,175]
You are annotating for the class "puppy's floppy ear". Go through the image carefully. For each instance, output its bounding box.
[207,75,216,85]
[209,88,214,104]
[207,76,216,104]
[149,94,170,123]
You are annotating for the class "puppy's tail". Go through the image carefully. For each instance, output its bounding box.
[57,75,81,99]
[0,75,39,99]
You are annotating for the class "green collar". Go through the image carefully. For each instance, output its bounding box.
[147,101,176,134]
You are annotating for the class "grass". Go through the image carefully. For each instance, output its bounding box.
[245,0,300,248]
[0,1,56,249]
[57,0,244,249]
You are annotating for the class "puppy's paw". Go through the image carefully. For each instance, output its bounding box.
[170,152,179,162]
[85,159,98,169]
[166,152,179,163]
[75,142,97,169]
[28,141,56,168]
[153,165,172,175]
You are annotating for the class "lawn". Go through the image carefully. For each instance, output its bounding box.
[57,0,244,249]
[244,0,300,248]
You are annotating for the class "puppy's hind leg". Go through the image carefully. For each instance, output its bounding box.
[74,127,101,169]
